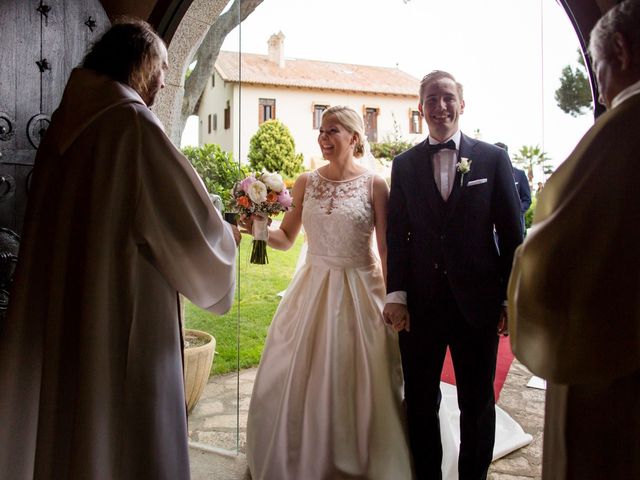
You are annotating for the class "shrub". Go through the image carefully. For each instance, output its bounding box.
[370,139,414,162]
[182,144,248,207]
[247,120,304,178]
[370,115,414,162]
[525,195,537,230]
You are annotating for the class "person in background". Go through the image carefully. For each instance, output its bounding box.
[508,1,640,478]
[0,19,238,480]
[495,142,532,236]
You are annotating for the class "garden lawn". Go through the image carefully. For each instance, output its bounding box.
[184,232,304,376]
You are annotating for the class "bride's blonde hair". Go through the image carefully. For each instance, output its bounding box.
[321,106,367,158]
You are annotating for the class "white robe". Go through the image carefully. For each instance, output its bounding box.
[0,69,237,480]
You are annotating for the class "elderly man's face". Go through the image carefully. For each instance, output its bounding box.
[143,41,168,107]
[591,32,635,109]
[593,54,616,109]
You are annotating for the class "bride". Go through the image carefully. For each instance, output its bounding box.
[243,105,421,479]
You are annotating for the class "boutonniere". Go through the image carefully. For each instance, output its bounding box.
[456,157,472,186]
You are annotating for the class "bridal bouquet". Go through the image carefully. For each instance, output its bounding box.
[229,172,293,264]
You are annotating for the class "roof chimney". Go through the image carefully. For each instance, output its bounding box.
[268,31,285,68]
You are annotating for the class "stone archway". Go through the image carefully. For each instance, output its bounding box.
[152,0,229,144]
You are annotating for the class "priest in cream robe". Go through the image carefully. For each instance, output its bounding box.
[508,2,640,478]
[0,21,237,480]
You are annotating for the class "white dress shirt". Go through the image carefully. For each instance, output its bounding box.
[611,78,640,109]
[385,132,461,306]
[432,131,462,201]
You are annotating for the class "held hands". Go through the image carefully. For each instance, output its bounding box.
[497,306,509,336]
[383,303,411,332]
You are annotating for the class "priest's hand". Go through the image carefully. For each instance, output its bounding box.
[230,224,242,246]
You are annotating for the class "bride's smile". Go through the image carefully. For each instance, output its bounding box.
[318,116,357,161]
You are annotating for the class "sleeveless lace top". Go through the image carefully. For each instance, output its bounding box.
[302,170,375,260]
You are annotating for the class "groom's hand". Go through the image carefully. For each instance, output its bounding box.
[497,306,509,336]
[383,303,411,332]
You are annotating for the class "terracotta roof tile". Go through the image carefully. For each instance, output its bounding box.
[215,51,419,97]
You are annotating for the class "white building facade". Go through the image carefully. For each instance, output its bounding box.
[197,32,423,170]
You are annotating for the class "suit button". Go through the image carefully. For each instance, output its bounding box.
[443,270,448,275]
[434,263,439,269]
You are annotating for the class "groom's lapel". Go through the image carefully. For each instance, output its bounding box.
[445,133,475,219]
[411,139,440,217]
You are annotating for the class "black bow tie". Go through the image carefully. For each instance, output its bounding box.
[427,139,456,153]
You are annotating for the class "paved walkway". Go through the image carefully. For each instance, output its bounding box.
[188,360,545,479]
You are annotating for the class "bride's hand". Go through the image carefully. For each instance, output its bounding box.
[238,214,273,236]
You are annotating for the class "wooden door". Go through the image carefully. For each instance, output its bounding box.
[0,0,109,307]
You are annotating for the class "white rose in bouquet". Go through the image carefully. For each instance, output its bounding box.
[261,172,285,193]
[248,181,268,204]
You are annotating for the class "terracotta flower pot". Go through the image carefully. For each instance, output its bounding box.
[184,329,216,414]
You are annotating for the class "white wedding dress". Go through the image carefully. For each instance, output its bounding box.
[246,170,423,479]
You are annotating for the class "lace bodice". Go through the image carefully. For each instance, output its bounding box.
[302,170,375,258]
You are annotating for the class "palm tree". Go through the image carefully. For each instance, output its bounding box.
[513,145,552,183]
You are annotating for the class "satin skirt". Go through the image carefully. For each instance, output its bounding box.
[246,253,414,480]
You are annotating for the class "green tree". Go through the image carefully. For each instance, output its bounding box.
[370,115,413,163]
[175,0,264,143]
[513,145,552,183]
[555,49,593,117]
[181,143,248,206]
[247,120,304,178]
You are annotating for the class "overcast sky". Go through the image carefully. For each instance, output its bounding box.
[184,0,595,170]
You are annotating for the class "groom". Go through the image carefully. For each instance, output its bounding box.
[383,70,522,479]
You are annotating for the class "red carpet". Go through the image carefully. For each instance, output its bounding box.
[440,336,514,401]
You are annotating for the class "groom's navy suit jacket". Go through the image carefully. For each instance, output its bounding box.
[387,133,523,329]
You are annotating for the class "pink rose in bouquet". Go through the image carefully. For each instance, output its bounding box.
[277,189,293,209]
[239,175,257,193]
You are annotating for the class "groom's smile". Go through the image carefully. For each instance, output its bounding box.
[418,77,465,142]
